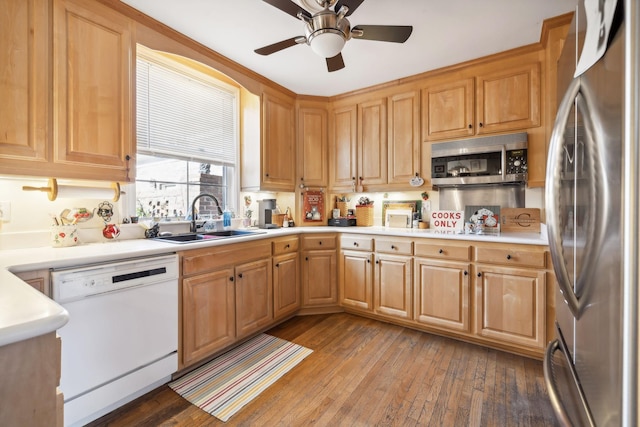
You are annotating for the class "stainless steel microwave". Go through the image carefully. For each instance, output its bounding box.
[431,132,528,187]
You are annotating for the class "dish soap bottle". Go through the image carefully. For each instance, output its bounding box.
[223,207,232,230]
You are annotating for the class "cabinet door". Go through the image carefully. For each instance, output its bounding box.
[235,258,273,338]
[387,91,421,185]
[302,250,338,307]
[53,0,134,181]
[374,254,412,319]
[273,252,300,319]
[476,62,541,135]
[414,258,470,332]
[340,250,373,310]
[474,265,546,349]
[421,78,474,141]
[0,0,48,171]
[182,268,236,366]
[358,98,387,188]
[14,270,50,296]
[262,91,295,191]
[298,105,328,188]
[329,104,357,191]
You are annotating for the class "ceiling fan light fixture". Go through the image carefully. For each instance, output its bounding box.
[308,29,345,58]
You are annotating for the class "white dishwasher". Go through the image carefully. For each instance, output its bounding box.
[51,253,179,427]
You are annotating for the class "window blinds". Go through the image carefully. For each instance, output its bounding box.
[136,58,237,166]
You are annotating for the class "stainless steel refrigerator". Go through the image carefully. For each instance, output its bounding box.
[543,0,640,425]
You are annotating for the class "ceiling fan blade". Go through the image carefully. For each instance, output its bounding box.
[326,53,345,72]
[262,0,311,20]
[255,37,303,55]
[351,25,413,43]
[335,0,365,16]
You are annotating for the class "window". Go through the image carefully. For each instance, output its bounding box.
[134,45,239,220]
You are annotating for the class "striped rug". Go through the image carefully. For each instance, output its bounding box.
[169,334,313,422]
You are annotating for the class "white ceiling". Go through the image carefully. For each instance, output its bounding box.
[121,0,576,97]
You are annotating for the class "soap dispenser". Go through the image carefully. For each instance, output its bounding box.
[223,207,232,230]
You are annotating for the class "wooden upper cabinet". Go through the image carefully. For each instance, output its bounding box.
[476,62,541,135]
[297,104,328,188]
[329,103,358,191]
[387,90,421,186]
[421,62,541,141]
[0,0,49,169]
[357,98,387,187]
[53,0,135,181]
[421,78,474,142]
[261,90,296,191]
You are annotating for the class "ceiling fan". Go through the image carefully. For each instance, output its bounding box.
[254,0,413,72]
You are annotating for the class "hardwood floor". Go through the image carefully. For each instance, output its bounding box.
[88,313,559,426]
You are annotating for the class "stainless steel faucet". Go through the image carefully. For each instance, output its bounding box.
[190,193,223,233]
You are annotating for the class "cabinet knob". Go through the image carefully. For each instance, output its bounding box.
[354,242,358,247]
[275,263,280,267]
[477,272,482,277]
[439,249,444,254]
[319,241,323,245]
[125,154,131,161]
[391,245,396,250]
[305,256,309,261]
[285,244,290,249]
[367,259,371,263]
[238,273,243,278]
[506,254,512,260]
[468,124,472,129]
[375,259,379,264]
[265,173,269,177]
[478,122,484,128]
[229,276,234,282]
[464,270,468,276]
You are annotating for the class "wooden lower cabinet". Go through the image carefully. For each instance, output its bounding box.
[414,258,470,332]
[302,250,338,307]
[0,332,62,426]
[273,252,300,320]
[181,268,236,367]
[14,269,50,295]
[235,259,273,339]
[340,249,373,311]
[474,264,546,350]
[374,254,412,319]
[180,240,272,368]
[301,234,338,308]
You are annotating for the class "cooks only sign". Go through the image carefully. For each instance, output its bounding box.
[430,210,464,233]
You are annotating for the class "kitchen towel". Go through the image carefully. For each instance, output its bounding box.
[169,334,312,422]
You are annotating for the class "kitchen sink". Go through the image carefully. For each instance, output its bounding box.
[153,229,265,244]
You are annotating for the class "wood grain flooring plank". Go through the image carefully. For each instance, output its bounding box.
[87,314,558,427]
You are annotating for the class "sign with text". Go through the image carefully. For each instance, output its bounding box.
[430,210,464,232]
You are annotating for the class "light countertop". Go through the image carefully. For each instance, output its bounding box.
[0,225,548,347]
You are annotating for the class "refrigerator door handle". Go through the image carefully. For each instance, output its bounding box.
[544,330,596,427]
[546,77,603,319]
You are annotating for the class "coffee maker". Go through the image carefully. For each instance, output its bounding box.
[258,199,278,229]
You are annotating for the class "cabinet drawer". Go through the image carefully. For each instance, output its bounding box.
[375,237,412,255]
[341,234,373,251]
[414,241,471,261]
[182,240,272,276]
[474,246,546,268]
[302,234,337,250]
[273,236,299,255]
